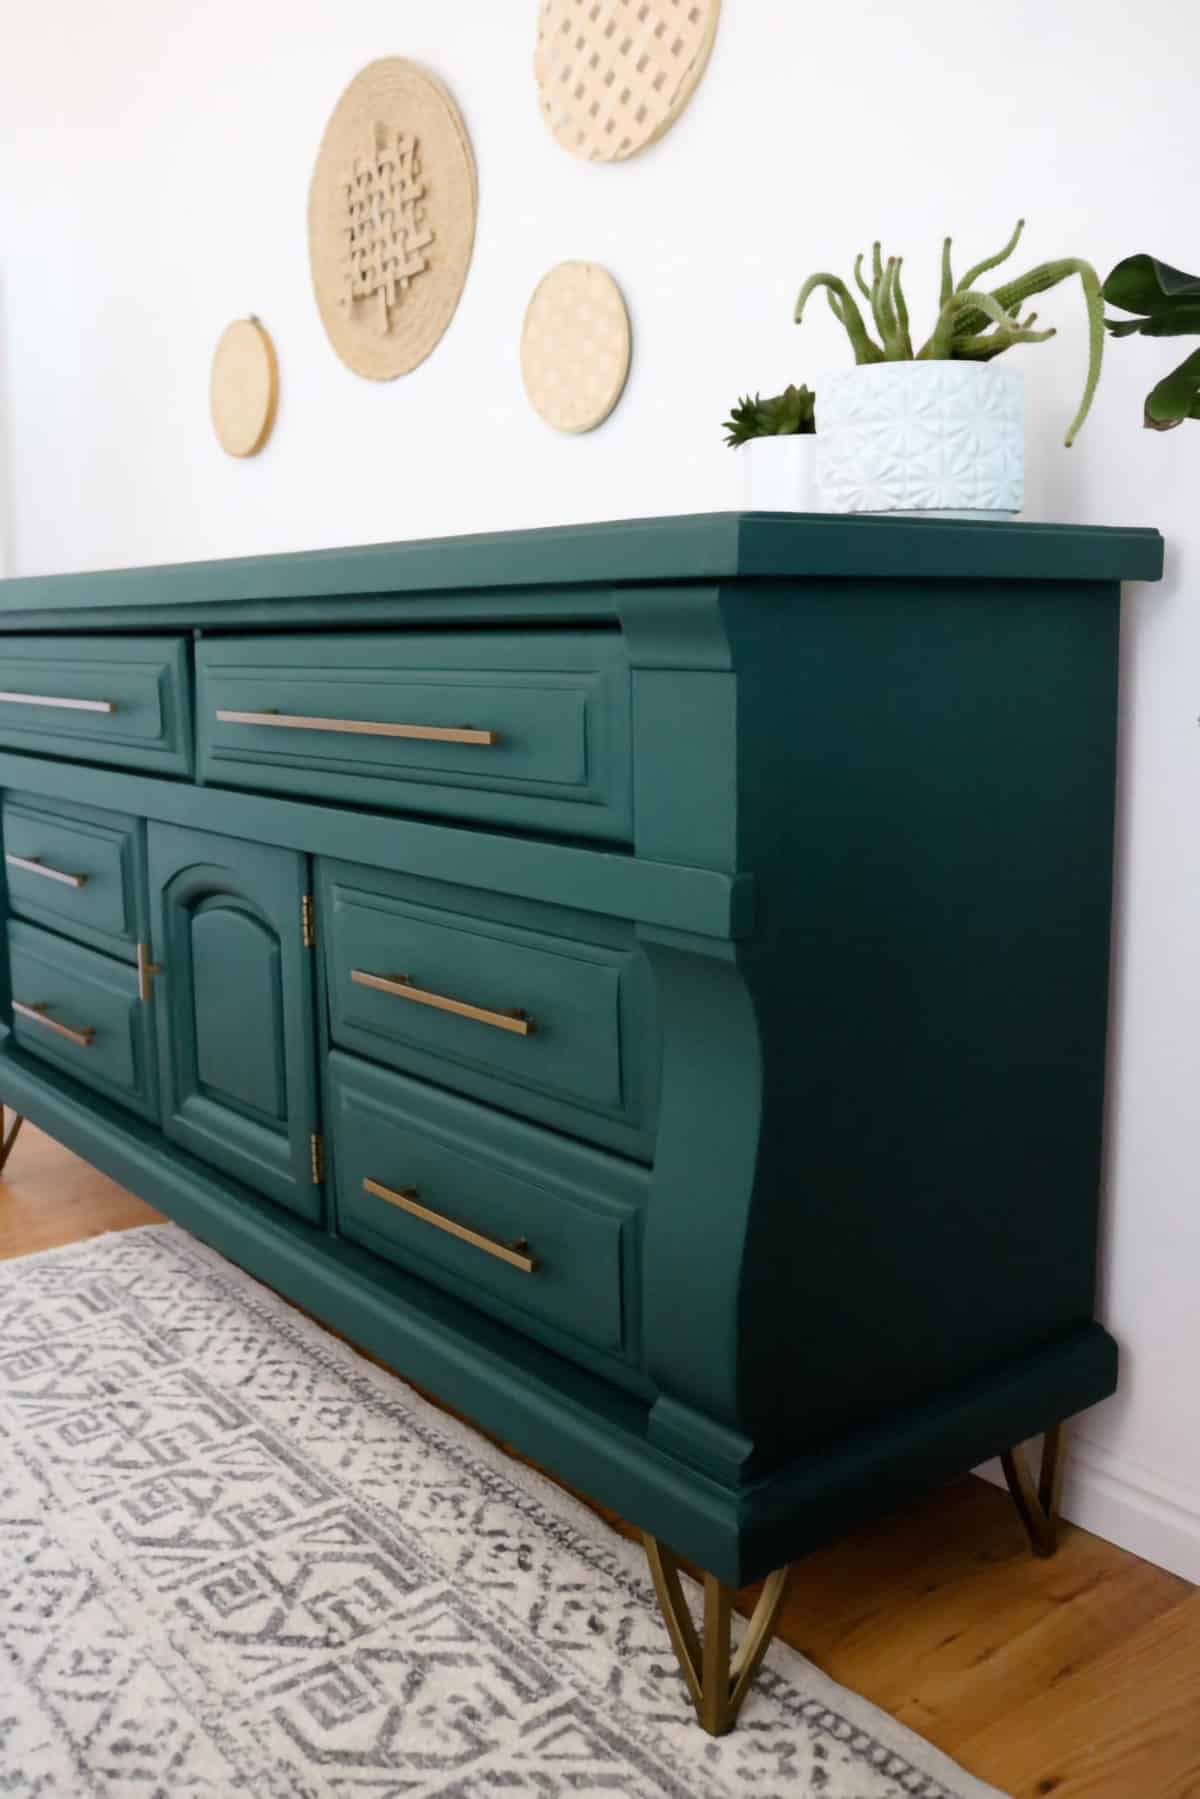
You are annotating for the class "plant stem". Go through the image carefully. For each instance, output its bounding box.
[989,259,1106,444]
[795,273,885,363]
[956,219,1026,294]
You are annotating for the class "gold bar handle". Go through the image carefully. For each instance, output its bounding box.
[351,968,533,1036]
[5,852,87,889]
[12,1000,95,1048]
[215,709,497,746]
[363,1177,537,1273]
[0,691,115,714]
[137,941,163,1003]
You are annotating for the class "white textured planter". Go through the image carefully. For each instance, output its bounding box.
[818,362,1024,518]
[742,434,822,511]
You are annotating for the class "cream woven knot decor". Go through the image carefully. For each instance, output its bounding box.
[308,59,477,381]
[534,0,721,161]
[521,261,632,433]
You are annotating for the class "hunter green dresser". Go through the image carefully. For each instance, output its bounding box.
[0,513,1162,1731]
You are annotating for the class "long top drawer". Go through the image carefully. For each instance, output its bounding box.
[196,629,632,840]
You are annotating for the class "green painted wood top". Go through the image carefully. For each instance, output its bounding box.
[0,513,1164,631]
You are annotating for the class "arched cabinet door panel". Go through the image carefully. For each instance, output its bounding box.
[147,821,322,1220]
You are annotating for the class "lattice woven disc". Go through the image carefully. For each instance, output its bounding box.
[535,0,720,162]
[210,318,278,457]
[521,261,631,434]
[308,59,477,381]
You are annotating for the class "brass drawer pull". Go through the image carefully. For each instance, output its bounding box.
[363,1177,538,1273]
[5,852,88,889]
[215,708,498,746]
[0,690,115,714]
[351,968,534,1036]
[12,1000,95,1048]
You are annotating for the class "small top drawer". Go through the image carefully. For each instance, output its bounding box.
[2,792,145,960]
[197,629,632,841]
[320,859,658,1161]
[0,636,192,777]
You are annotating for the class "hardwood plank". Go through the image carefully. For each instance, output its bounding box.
[1,1119,1196,1799]
[0,1119,161,1258]
[958,1591,1200,1797]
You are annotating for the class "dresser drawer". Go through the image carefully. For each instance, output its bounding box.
[197,629,632,841]
[6,920,157,1120]
[3,793,145,961]
[319,860,657,1161]
[0,636,192,777]
[329,1052,646,1368]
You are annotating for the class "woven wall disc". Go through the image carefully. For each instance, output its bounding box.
[534,0,720,162]
[521,261,631,434]
[210,318,278,457]
[308,59,477,381]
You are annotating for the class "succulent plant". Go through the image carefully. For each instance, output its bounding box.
[723,383,816,448]
[1102,255,1200,430]
[793,221,1104,447]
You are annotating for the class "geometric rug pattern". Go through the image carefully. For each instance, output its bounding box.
[0,1225,1007,1797]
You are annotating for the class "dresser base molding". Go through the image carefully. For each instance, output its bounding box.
[0,1041,1118,1591]
[1001,1420,1068,1558]
[644,1537,792,1735]
[0,1106,23,1174]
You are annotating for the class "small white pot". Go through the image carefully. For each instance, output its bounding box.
[818,362,1024,518]
[741,434,822,511]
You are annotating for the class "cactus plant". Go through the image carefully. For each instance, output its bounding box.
[723,383,816,447]
[1102,255,1200,430]
[793,221,1104,447]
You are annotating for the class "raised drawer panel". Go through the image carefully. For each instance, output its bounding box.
[197,629,632,841]
[2,792,145,960]
[0,636,192,777]
[320,860,658,1161]
[329,1051,646,1370]
[6,919,157,1120]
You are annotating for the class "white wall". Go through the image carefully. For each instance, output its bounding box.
[2,0,1198,1577]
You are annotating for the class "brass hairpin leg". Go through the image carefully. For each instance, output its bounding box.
[1001,1421,1067,1558]
[643,1534,791,1735]
[0,1106,24,1176]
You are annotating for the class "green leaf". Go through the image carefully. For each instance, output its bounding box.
[1144,347,1200,429]
[1102,254,1200,317]
[1104,306,1200,339]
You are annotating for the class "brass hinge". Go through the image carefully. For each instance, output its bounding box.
[301,895,316,949]
[310,1132,325,1184]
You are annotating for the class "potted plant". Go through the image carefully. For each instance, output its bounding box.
[723,383,820,510]
[1102,255,1200,429]
[793,221,1104,517]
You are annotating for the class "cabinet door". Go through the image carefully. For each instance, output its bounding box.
[148,822,321,1221]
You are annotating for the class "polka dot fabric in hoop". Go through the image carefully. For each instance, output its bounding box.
[521,262,632,434]
[535,0,720,162]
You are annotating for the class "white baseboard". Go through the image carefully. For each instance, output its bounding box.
[976,1435,1200,1584]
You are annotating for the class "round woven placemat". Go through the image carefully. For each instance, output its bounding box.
[210,317,278,457]
[308,58,477,381]
[534,0,720,162]
[521,261,631,434]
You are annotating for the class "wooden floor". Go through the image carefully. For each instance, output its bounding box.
[3,1118,1198,1797]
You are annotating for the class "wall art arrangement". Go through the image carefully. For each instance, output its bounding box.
[210,317,279,458]
[521,261,632,433]
[214,7,723,445]
[534,0,721,162]
[307,58,477,381]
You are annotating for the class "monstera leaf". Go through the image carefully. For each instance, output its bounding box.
[1103,255,1200,429]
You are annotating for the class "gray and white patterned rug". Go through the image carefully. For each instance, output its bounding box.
[0,1224,1007,1798]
